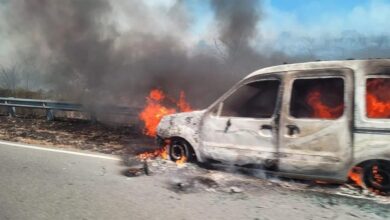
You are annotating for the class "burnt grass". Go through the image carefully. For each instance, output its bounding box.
[0,114,157,155]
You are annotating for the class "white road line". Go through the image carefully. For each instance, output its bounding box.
[0,140,121,161]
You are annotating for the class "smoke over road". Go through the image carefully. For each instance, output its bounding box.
[0,0,389,109]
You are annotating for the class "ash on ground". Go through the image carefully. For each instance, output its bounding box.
[126,157,390,206]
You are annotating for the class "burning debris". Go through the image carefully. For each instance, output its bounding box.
[136,144,188,167]
[138,147,168,161]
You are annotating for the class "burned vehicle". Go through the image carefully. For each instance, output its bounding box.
[157,59,390,192]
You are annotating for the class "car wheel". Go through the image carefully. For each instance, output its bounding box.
[363,161,390,193]
[168,139,194,163]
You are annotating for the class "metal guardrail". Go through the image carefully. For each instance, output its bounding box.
[0,97,82,111]
[0,97,140,121]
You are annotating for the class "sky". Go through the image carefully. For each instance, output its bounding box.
[268,0,368,21]
[263,0,389,32]
[185,0,390,57]
[187,0,385,32]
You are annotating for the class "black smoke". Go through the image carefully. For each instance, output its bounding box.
[0,0,299,109]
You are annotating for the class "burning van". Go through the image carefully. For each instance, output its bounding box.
[156,59,390,192]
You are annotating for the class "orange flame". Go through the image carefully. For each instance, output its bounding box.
[138,147,168,161]
[175,155,188,165]
[306,89,344,119]
[348,166,364,187]
[177,91,192,112]
[366,78,390,118]
[139,89,192,137]
[137,146,188,165]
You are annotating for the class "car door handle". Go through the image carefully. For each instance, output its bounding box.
[286,125,300,136]
[224,119,232,133]
[260,124,273,130]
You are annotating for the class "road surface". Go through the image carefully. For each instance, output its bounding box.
[0,141,388,220]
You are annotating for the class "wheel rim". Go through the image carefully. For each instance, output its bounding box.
[367,164,390,190]
[170,144,185,161]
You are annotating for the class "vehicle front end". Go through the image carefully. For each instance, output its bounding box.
[156,110,206,162]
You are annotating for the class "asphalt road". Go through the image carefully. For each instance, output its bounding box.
[0,141,388,220]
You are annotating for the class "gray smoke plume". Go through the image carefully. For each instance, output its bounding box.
[212,0,262,62]
[211,0,292,76]
[0,0,299,109]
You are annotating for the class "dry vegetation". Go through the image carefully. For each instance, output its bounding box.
[0,114,156,155]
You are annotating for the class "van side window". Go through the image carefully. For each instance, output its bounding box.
[290,78,344,119]
[220,80,280,118]
[366,78,390,118]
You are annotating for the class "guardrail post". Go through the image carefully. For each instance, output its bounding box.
[5,101,16,117]
[46,109,55,121]
[8,107,16,117]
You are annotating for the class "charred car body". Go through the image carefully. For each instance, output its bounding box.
[157,59,390,192]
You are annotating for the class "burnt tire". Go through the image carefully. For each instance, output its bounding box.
[362,161,390,193]
[168,139,195,163]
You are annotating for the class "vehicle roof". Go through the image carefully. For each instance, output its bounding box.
[245,59,390,79]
